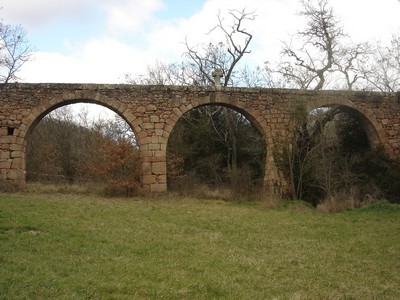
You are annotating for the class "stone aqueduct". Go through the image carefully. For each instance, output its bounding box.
[1,83,399,195]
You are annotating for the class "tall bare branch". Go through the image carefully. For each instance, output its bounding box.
[0,21,32,83]
[184,8,256,87]
[277,0,344,90]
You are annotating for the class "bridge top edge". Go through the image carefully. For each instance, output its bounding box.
[0,82,396,98]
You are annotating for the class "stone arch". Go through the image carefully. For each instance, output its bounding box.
[164,96,282,195]
[306,98,385,149]
[22,93,141,142]
[163,92,268,143]
[20,92,142,185]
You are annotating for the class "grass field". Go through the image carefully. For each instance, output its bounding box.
[0,192,399,299]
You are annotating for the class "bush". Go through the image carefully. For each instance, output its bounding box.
[351,149,400,203]
[0,181,22,193]
[102,182,142,197]
[317,188,377,213]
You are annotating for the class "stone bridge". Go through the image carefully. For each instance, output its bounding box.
[1,83,399,195]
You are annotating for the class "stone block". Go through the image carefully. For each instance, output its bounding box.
[137,130,149,139]
[173,107,182,116]
[11,159,24,169]
[10,151,22,159]
[142,174,157,185]
[152,162,166,175]
[155,129,163,136]
[164,118,175,126]
[158,136,168,144]
[10,143,23,151]
[132,116,143,126]
[139,143,148,151]
[141,123,155,130]
[150,183,167,193]
[141,136,152,144]
[7,169,21,180]
[154,150,166,158]
[148,143,160,150]
[140,150,153,158]
[151,156,166,162]
[137,106,146,113]
[0,161,12,169]
[146,104,157,111]
[0,136,13,144]
[150,115,159,122]
[163,124,173,133]
[142,162,152,175]
[124,110,135,121]
[158,174,167,184]
[18,123,28,134]
[0,151,10,159]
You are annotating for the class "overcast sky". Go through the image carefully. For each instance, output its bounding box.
[2,0,400,84]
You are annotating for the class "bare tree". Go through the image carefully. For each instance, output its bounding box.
[274,0,389,92]
[183,9,259,172]
[127,9,259,88]
[126,9,267,193]
[184,9,255,87]
[361,34,400,92]
[0,19,32,83]
[334,42,371,90]
[125,61,191,85]
[277,0,345,90]
[128,9,262,173]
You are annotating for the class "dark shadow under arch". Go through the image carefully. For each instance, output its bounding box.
[307,102,383,150]
[166,102,267,196]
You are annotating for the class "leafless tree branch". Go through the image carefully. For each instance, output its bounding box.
[0,21,32,83]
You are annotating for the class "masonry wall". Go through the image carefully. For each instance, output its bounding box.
[1,83,399,195]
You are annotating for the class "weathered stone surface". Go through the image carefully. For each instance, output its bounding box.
[1,83,400,195]
[7,169,21,180]
[10,151,22,159]
[152,162,166,175]
[142,174,157,185]
[0,151,10,159]
[142,162,152,175]
[0,161,11,169]
[148,143,160,150]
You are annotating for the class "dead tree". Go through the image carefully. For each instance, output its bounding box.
[0,21,31,83]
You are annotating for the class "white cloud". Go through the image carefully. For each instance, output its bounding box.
[11,0,400,84]
[1,0,92,27]
[20,38,152,83]
[104,0,164,33]
[1,0,163,33]
[333,0,400,44]
[145,0,303,68]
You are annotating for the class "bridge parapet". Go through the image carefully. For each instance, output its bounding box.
[1,83,399,194]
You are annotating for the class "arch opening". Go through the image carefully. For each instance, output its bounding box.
[289,103,388,205]
[25,102,141,196]
[306,105,374,155]
[166,103,267,198]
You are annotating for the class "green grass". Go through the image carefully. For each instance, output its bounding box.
[0,193,399,299]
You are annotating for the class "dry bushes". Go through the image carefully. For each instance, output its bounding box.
[317,188,378,212]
